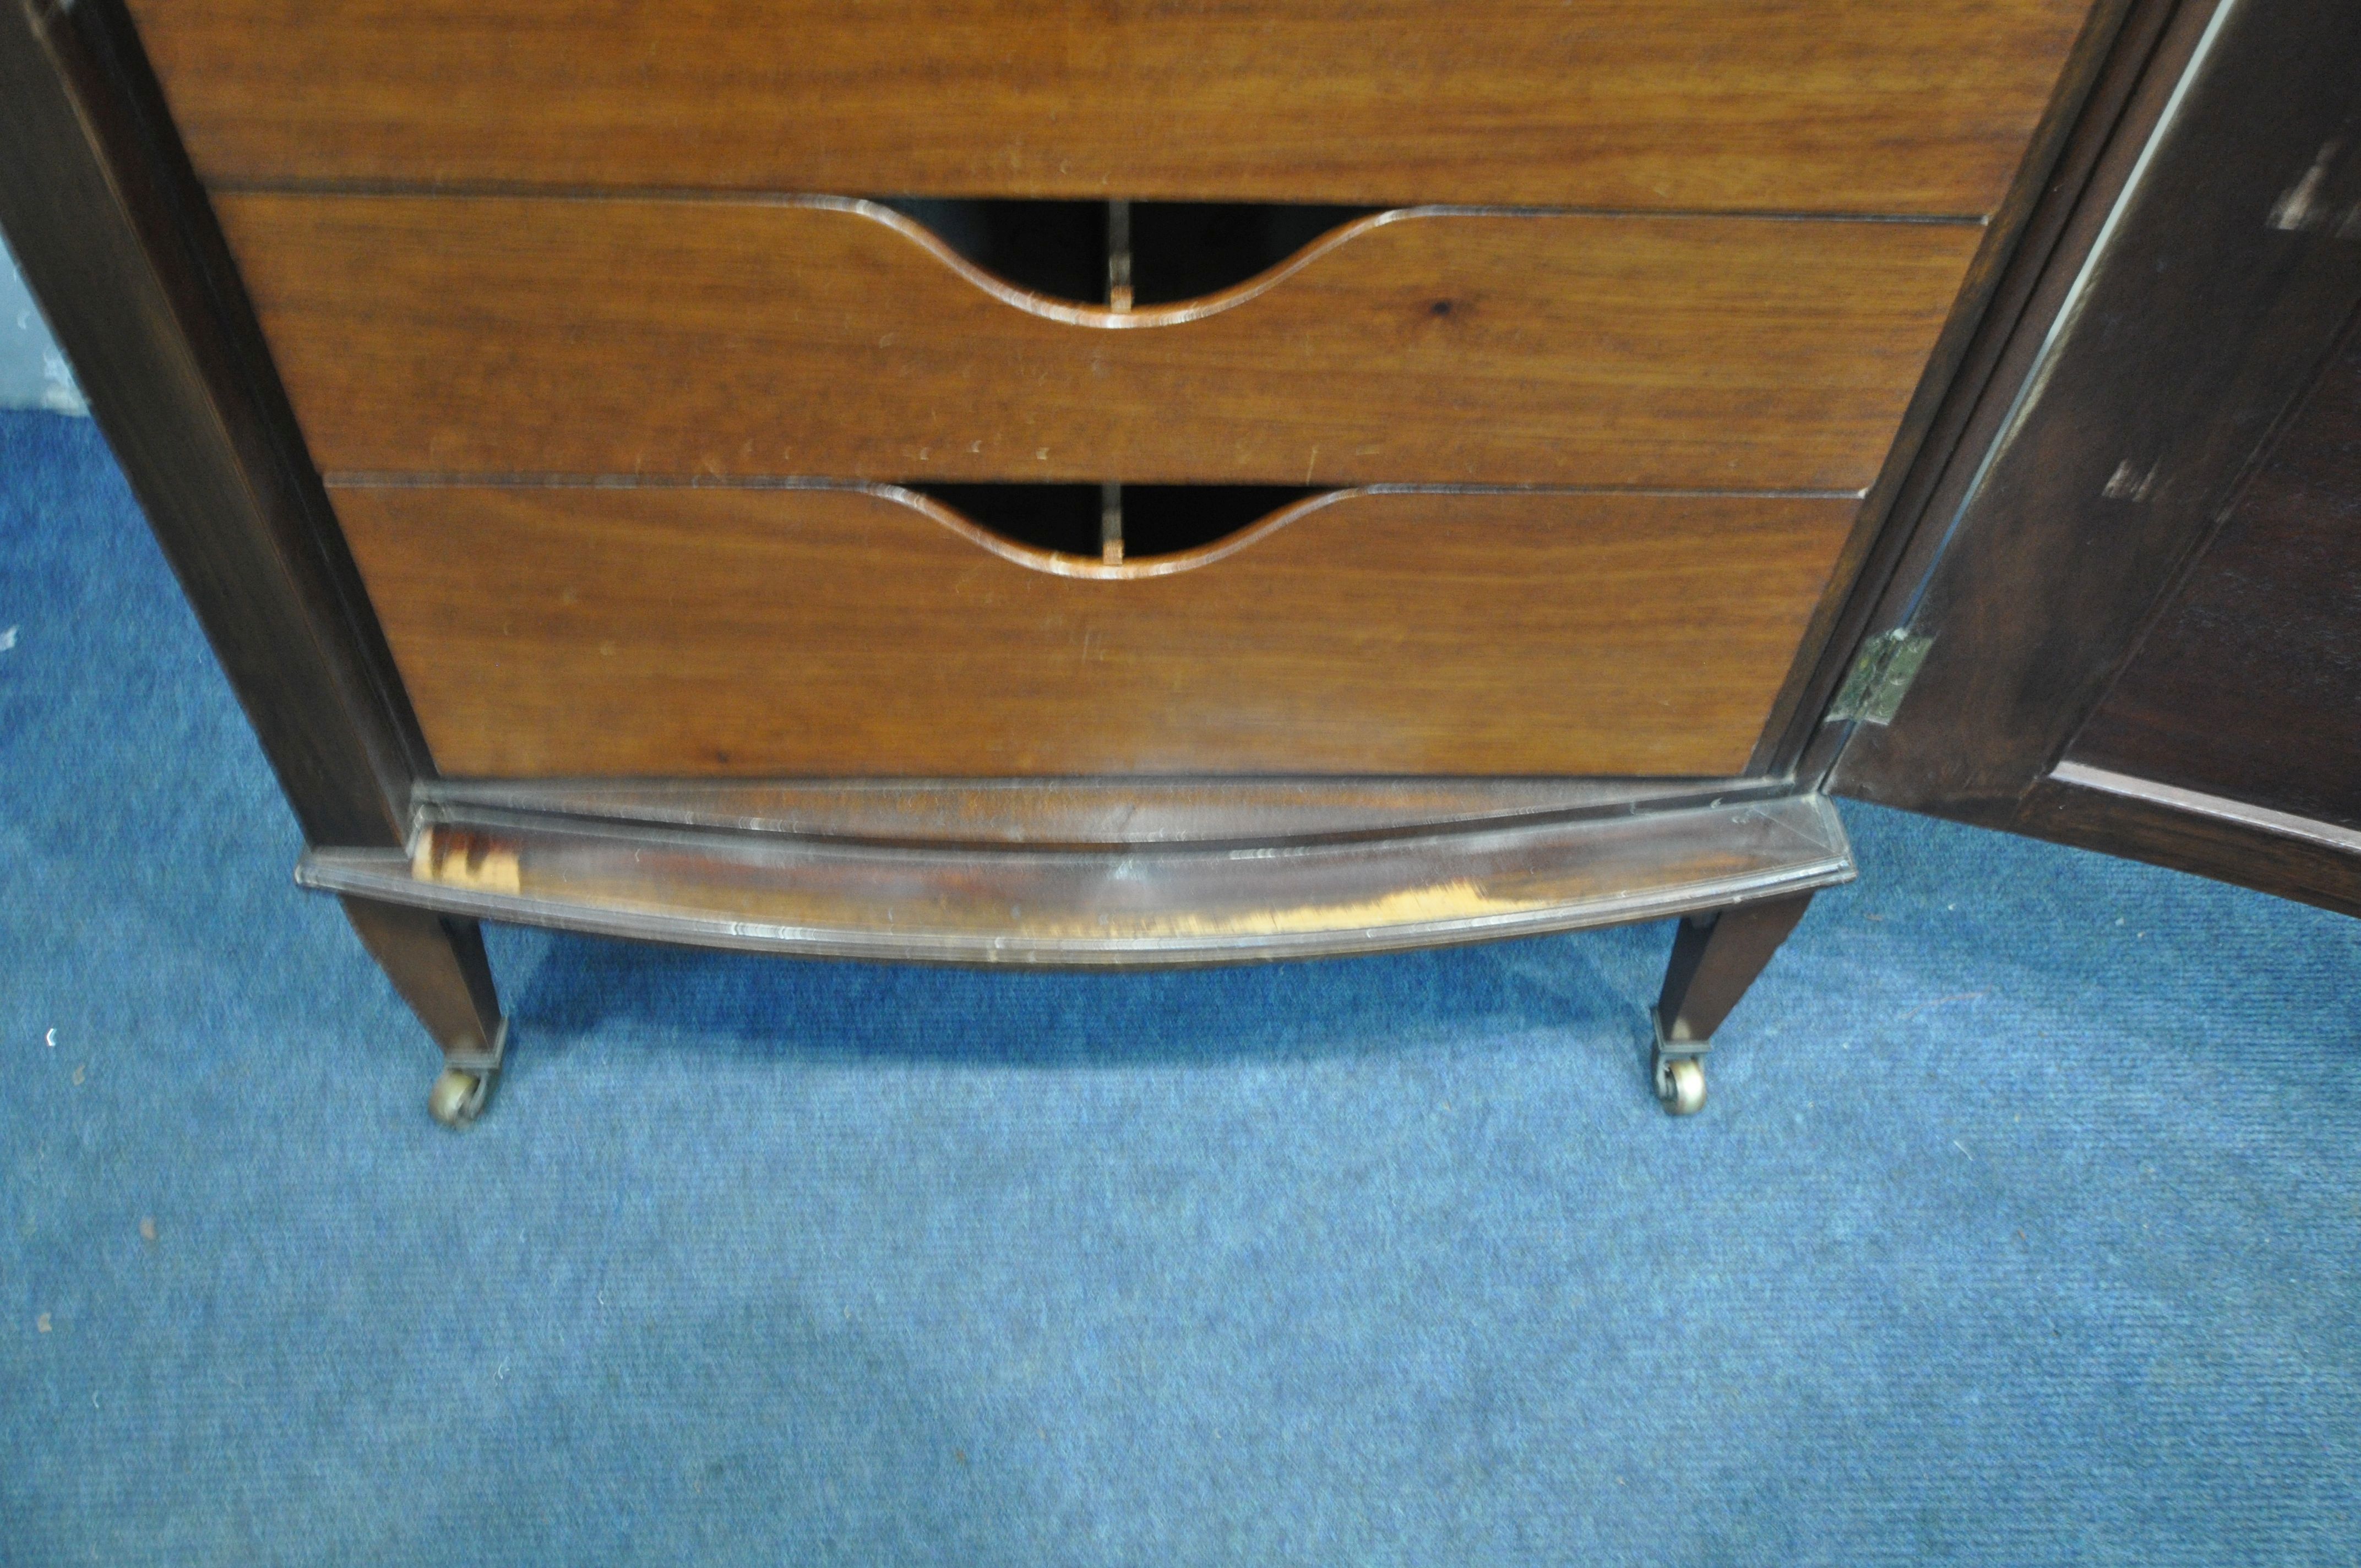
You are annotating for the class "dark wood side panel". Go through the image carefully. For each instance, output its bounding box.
[1832,0,2361,819]
[128,0,2094,215]
[1750,0,2167,774]
[333,486,1859,779]
[1828,0,2361,919]
[0,0,422,846]
[2014,775,2361,919]
[2067,319,2361,832]
[213,197,1980,491]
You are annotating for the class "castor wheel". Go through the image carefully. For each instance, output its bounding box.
[1653,1053,1706,1116]
[428,1066,492,1128]
[426,1018,508,1129]
[1646,1005,1707,1115]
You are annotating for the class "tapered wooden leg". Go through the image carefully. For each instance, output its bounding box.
[340,896,508,1126]
[1649,891,1814,1114]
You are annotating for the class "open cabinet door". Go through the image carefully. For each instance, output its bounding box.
[1821,0,2361,918]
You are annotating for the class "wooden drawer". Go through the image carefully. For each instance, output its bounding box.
[333,483,1857,778]
[133,0,2092,215]
[220,196,1979,489]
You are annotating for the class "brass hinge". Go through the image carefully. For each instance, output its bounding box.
[1826,628,1933,726]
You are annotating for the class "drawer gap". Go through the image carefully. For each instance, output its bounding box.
[880,198,1379,307]
[910,482,1325,562]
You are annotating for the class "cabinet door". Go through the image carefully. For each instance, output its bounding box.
[1824,0,2361,917]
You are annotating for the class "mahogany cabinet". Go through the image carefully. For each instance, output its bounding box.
[3,0,2351,1125]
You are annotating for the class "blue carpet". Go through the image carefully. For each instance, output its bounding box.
[3,407,2357,1565]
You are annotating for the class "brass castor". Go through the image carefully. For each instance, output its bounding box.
[427,1017,508,1130]
[1647,1004,1708,1116]
[428,1066,492,1129]
[1653,1053,1706,1117]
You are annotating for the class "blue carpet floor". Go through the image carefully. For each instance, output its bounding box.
[2,407,2358,1565]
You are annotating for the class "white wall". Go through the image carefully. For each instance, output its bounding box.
[1,230,88,414]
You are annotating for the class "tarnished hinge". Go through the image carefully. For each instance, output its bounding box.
[1826,628,1933,726]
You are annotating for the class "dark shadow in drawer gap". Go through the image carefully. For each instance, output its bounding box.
[879,199,1380,306]
[911,482,1324,559]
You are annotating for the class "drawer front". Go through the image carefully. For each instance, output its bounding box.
[334,484,1857,778]
[222,197,1979,490]
[133,0,2092,215]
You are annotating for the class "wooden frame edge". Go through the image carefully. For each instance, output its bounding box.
[1827,0,2361,796]
[2022,771,2361,918]
[1751,0,2175,779]
[0,0,428,847]
[297,793,1859,967]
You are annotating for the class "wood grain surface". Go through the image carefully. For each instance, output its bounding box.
[1832,0,2361,819]
[0,0,430,849]
[1766,0,2158,783]
[2068,322,2361,831]
[128,0,2092,214]
[219,197,1979,489]
[2011,772,2361,920]
[333,484,1859,778]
